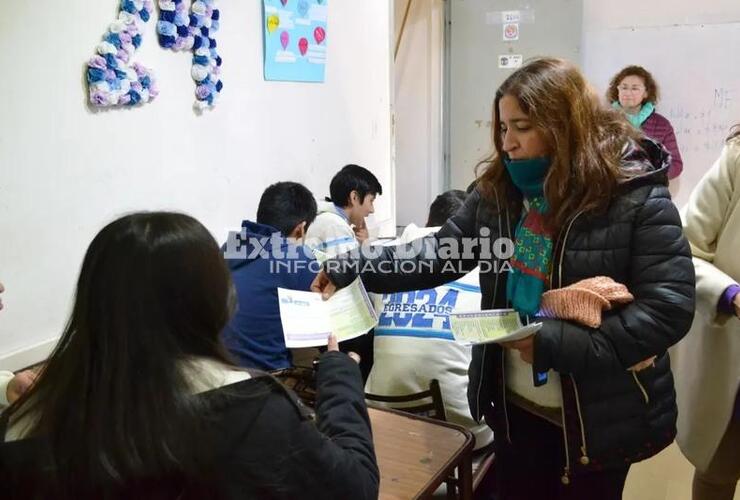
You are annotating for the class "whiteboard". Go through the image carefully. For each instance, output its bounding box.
[0,0,393,369]
[583,21,740,206]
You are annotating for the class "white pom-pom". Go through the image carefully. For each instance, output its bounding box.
[92,81,112,93]
[195,47,210,57]
[119,79,131,94]
[118,11,136,24]
[159,1,176,11]
[109,20,127,33]
[203,17,212,29]
[191,1,207,16]
[97,42,118,55]
[125,68,138,81]
[133,0,144,10]
[191,64,209,81]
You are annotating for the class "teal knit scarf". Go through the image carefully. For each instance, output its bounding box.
[612,101,655,128]
[504,157,554,316]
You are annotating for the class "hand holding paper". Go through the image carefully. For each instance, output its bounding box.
[278,278,377,348]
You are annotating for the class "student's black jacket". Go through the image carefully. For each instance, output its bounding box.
[326,139,695,479]
[0,352,379,500]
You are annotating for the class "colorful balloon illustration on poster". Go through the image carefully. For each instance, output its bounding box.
[263,0,328,82]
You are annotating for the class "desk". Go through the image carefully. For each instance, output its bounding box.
[369,407,474,500]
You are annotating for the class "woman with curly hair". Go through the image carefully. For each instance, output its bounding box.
[608,65,683,179]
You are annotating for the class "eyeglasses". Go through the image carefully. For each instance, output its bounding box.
[618,85,645,93]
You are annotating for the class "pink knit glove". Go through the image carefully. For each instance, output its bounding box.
[539,276,634,328]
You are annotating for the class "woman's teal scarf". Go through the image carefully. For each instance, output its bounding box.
[504,157,553,316]
[612,101,655,128]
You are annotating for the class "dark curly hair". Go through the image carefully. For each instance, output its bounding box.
[606,65,660,105]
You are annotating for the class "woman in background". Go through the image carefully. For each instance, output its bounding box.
[608,65,683,179]
[0,212,378,500]
[674,125,740,500]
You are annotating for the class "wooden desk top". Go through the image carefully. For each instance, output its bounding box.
[369,407,474,500]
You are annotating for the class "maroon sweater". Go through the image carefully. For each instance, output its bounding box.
[642,111,683,179]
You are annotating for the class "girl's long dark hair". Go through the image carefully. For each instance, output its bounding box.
[6,212,235,490]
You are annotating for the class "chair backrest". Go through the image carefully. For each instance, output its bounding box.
[364,379,447,421]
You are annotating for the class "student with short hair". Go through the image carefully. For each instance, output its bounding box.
[0,212,378,499]
[305,165,383,381]
[222,181,319,371]
[305,164,383,257]
[366,189,494,450]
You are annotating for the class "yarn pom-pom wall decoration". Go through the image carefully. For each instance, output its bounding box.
[156,0,223,110]
[86,0,158,108]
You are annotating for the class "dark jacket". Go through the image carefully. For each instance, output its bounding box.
[327,139,695,481]
[0,353,379,500]
[222,220,317,370]
[641,110,683,180]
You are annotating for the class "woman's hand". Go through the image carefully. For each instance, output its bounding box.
[311,270,337,300]
[501,335,535,364]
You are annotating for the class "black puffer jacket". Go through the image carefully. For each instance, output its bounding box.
[327,139,695,482]
[0,353,379,500]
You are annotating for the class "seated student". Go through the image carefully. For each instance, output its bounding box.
[365,190,494,450]
[305,164,383,380]
[0,282,38,408]
[0,212,378,500]
[305,164,383,257]
[221,182,319,371]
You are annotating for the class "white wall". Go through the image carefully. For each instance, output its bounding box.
[581,0,740,206]
[393,0,445,227]
[0,0,393,370]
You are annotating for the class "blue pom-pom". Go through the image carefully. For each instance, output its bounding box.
[158,34,176,48]
[209,38,217,48]
[109,78,121,90]
[160,10,175,22]
[216,56,222,66]
[122,0,136,14]
[201,75,211,85]
[132,34,142,48]
[140,9,150,22]
[104,53,118,68]
[177,25,189,36]
[128,90,142,105]
[201,27,209,37]
[193,36,203,49]
[211,20,219,31]
[207,94,214,105]
[193,55,209,65]
[189,14,198,27]
[212,9,220,20]
[141,76,151,88]
[215,80,223,92]
[114,68,128,79]
[105,33,122,49]
[157,21,176,36]
[87,67,106,83]
[174,11,189,26]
